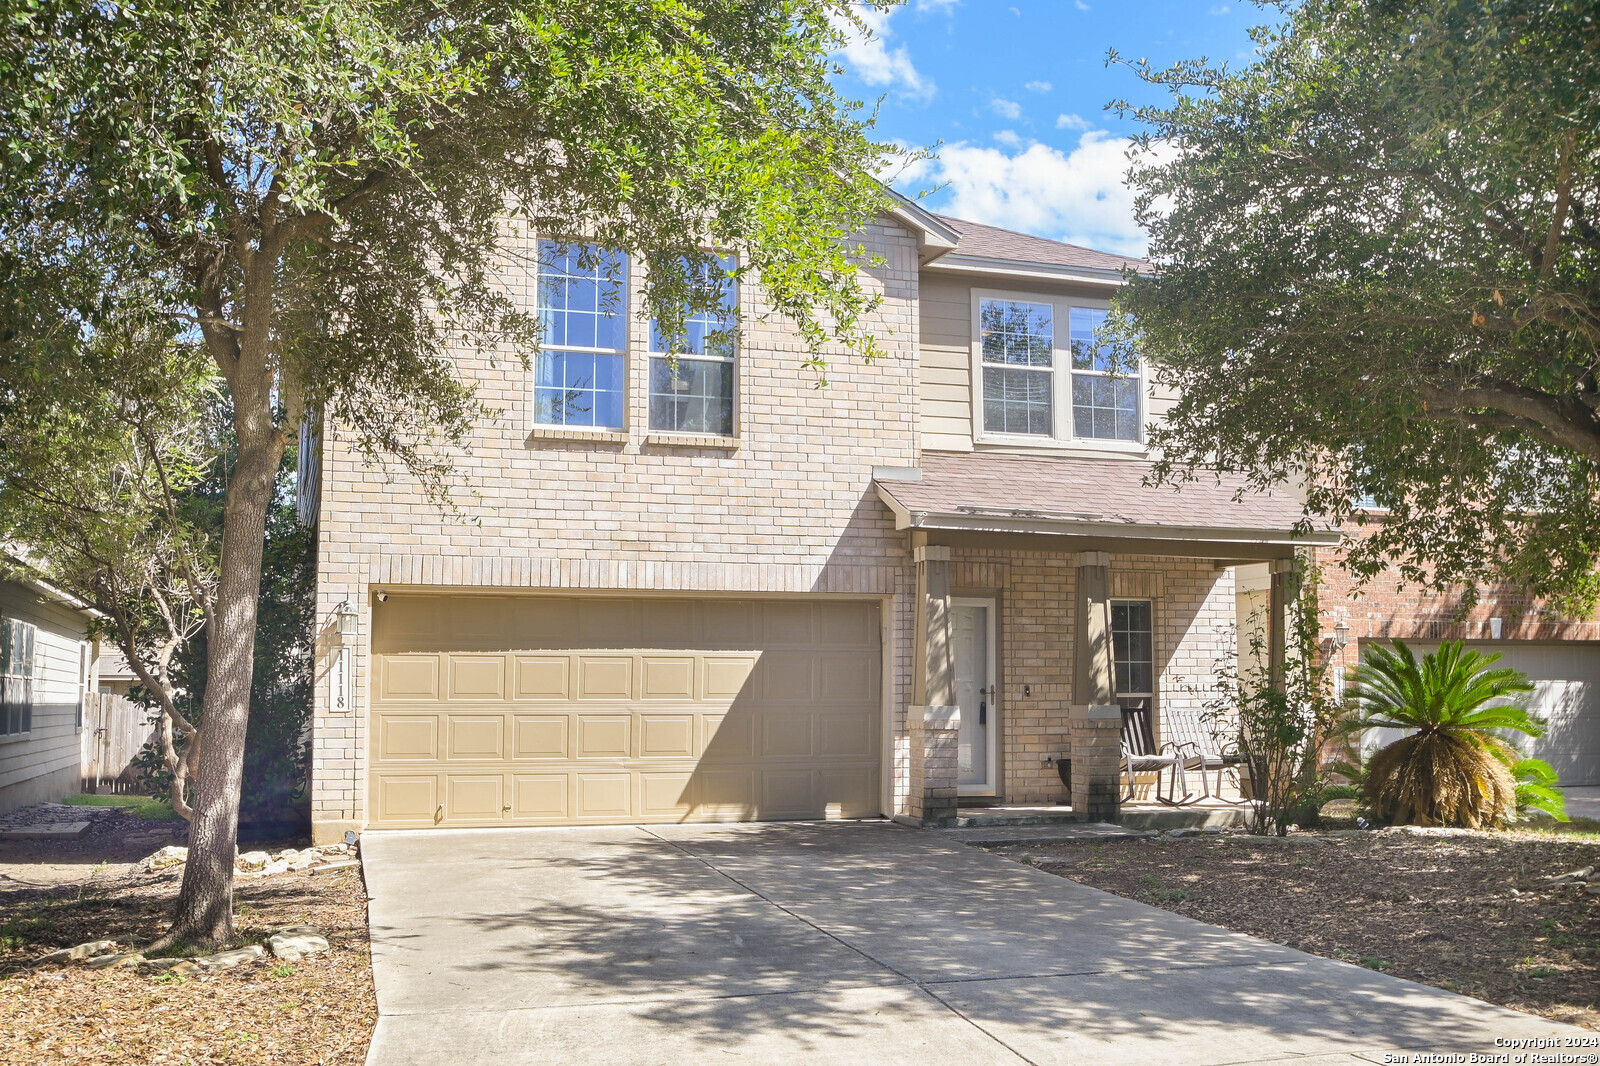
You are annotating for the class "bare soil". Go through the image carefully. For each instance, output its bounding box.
[0,807,375,1064]
[984,826,1600,1031]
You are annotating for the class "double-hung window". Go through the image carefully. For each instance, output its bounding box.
[0,616,36,737]
[534,241,627,429]
[974,293,1143,446]
[1111,599,1154,715]
[1070,307,1140,442]
[648,256,738,436]
[979,299,1055,436]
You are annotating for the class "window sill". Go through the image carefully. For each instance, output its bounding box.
[527,426,629,444]
[973,435,1149,458]
[644,433,741,450]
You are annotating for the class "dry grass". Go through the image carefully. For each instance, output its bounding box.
[986,825,1600,1030]
[0,809,374,1065]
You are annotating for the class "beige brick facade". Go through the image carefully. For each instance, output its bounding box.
[310,212,1250,839]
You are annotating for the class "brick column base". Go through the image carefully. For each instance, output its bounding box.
[1070,704,1122,822]
[910,704,960,827]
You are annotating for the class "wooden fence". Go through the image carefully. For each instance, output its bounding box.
[81,692,158,793]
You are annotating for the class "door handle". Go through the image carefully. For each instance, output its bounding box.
[979,699,987,725]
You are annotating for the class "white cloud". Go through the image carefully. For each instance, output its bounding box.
[990,97,1023,119]
[832,6,933,100]
[992,129,1024,148]
[914,0,960,11]
[1055,112,1092,131]
[1074,0,1090,9]
[911,131,1173,257]
[1024,80,1053,93]
[1208,4,1231,13]
[1008,6,1021,16]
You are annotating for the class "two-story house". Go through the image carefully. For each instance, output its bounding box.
[306,199,1334,843]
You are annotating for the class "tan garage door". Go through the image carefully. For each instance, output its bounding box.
[368,595,883,828]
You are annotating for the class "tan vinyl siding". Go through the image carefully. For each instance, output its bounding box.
[0,581,88,812]
[919,275,976,452]
[917,269,1175,454]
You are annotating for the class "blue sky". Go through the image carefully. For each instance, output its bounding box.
[832,1,1283,255]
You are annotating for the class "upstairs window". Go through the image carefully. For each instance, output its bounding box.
[1070,307,1140,442]
[979,299,1054,436]
[534,241,627,429]
[648,256,738,436]
[0,617,36,737]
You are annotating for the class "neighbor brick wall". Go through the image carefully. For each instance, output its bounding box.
[947,548,1236,806]
[1315,520,1600,681]
[312,218,925,837]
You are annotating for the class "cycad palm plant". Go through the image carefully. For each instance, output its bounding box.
[1349,640,1543,828]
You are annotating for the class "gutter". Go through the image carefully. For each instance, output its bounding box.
[0,547,105,618]
[922,253,1138,287]
[873,484,1342,548]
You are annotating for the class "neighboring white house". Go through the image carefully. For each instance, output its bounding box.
[0,574,97,813]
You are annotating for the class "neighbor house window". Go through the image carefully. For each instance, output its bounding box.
[648,256,738,436]
[0,617,36,737]
[980,299,1054,436]
[1070,307,1140,442]
[534,241,627,428]
[1111,599,1154,713]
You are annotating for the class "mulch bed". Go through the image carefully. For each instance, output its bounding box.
[984,827,1600,1031]
[0,808,375,1065]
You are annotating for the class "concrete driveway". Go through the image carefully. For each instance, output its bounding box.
[361,821,1585,1065]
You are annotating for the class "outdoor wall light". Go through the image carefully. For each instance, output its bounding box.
[334,601,359,642]
[1332,619,1350,651]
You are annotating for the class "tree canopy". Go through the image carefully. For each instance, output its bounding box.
[1113,0,1600,606]
[0,0,900,945]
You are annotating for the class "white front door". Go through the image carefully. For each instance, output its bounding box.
[953,598,998,795]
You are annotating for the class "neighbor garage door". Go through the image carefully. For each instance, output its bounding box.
[1366,641,1600,786]
[367,594,883,828]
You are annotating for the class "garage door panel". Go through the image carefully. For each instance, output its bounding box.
[447,774,504,820]
[578,657,634,701]
[512,715,570,759]
[576,773,632,819]
[514,656,571,701]
[449,655,507,700]
[511,774,569,820]
[640,772,695,818]
[703,657,757,701]
[758,653,816,702]
[641,657,696,701]
[381,655,440,701]
[763,771,815,818]
[701,714,756,760]
[376,774,438,822]
[763,714,814,758]
[639,715,696,758]
[370,596,881,828]
[446,715,506,760]
[377,716,439,761]
[576,715,631,758]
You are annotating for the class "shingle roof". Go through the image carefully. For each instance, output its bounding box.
[878,452,1313,536]
[935,215,1151,274]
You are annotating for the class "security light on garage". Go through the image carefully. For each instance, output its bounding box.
[335,601,358,641]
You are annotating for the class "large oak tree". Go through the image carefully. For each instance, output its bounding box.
[1113,0,1600,605]
[0,0,898,947]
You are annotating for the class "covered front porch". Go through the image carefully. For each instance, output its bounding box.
[876,452,1339,827]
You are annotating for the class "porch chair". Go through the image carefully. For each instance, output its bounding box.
[1120,705,1190,805]
[1163,707,1248,804]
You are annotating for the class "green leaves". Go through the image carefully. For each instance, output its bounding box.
[1349,639,1541,738]
[1113,0,1600,605]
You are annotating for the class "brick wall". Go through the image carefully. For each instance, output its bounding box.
[312,219,925,837]
[1315,520,1600,681]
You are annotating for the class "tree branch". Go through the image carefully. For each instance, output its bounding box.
[1541,129,1579,281]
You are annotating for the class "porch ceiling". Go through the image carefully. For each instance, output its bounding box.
[874,452,1340,558]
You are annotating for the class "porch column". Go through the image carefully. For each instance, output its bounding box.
[1267,556,1303,691]
[912,543,959,826]
[1070,552,1120,821]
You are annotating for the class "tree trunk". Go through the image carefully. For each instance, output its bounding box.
[164,383,285,947]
